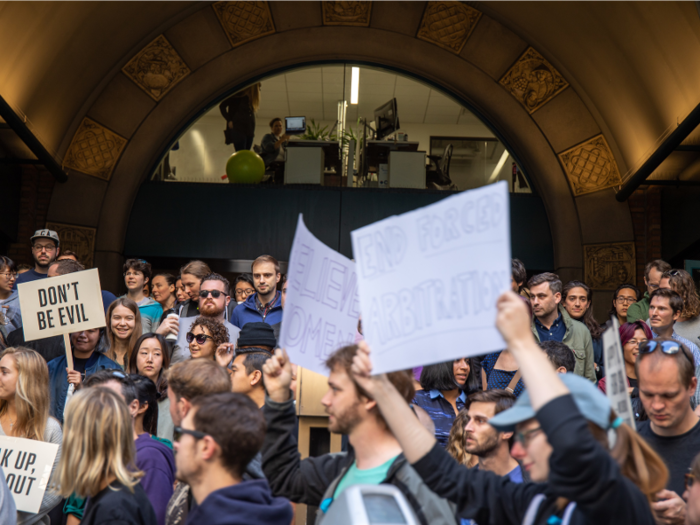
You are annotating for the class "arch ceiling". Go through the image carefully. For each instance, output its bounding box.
[0,1,698,292]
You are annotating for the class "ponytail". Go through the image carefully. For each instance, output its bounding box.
[589,412,668,504]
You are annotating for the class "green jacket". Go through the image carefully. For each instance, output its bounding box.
[531,306,597,382]
[626,292,650,323]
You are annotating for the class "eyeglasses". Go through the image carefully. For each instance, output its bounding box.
[625,339,648,347]
[686,472,696,490]
[639,340,694,366]
[515,426,542,447]
[199,290,225,299]
[186,332,214,345]
[235,288,255,297]
[32,244,56,252]
[173,426,207,443]
[615,296,637,304]
[0,272,16,281]
[669,270,682,277]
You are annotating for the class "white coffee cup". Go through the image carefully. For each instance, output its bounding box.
[165,312,179,341]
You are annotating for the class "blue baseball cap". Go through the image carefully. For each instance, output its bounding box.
[489,374,611,432]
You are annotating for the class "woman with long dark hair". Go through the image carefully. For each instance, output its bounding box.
[413,358,479,448]
[562,280,605,378]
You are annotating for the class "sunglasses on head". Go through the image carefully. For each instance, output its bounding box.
[186,332,214,345]
[173,426,207,443]
[199,290,225,299]
[639,340,694,366]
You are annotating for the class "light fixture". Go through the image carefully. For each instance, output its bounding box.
[487,149,510,184]
[351,67,359,105]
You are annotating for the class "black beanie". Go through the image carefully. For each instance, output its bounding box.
[237,322,277,348]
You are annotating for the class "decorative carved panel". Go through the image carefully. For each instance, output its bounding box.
[63,118,127,181]
[322,1,372,26]
[417,1,481,54]
[213,1,276,49]
[584,242,636,290]
[122,35,191,101]
[558,134,622,196]
[499,47,569,113]
[45,222,96,269]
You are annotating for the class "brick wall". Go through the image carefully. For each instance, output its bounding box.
[7,166,56,265]
[629,186,662,290]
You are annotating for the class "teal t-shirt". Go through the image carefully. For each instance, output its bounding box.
[333,456,397,499]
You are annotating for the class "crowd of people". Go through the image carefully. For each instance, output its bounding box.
[0,227,700,524]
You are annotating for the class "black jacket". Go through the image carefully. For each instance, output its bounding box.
[412,395,655,525]
[261,395,457,525]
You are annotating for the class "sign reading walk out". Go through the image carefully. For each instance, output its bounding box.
[0,435,59,513]
[17,268,106,342]
[280,216,360,376]
[602,316,636,430]
[351,181,511,375]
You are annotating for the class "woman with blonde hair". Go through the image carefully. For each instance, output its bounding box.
[446,409,478,468]
[57,387,156,524]
[0,347,62,525]
[105,297,142,370]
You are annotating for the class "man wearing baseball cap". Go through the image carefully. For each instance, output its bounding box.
[14,229,60,287]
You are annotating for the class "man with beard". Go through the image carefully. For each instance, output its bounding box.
[171,273,241,363]
[463,390,521,482]
[14,229,60,287]
[231,255,283,329]
[261,344,458,524]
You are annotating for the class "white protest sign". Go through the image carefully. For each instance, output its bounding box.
[0,435,59,513]
[602,316,636,430]
[17,268,106,342]
[280,215,360,375]
[351,181,511,374]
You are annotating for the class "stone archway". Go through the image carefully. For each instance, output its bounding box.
[45,1,634,308]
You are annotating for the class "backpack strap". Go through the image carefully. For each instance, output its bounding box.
[561,502,578,525]
[521,494,546,525]
[481,367,488,391]
[506,370,522,394]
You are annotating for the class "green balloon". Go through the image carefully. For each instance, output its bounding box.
[225,150,265,184]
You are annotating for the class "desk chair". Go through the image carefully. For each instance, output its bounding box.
[426,143,456,189]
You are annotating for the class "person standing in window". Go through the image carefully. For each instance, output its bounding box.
[219,83,260,152]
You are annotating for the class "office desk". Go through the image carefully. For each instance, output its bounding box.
[363,141,425,189]
[285,140,341,185]
[365,140,419,168]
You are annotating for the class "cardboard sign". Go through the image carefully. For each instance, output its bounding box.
[351,181,511,374]
[280,215,360,375]
[17,268,106,342]
[602,316,636,430]
[0,435,59,513]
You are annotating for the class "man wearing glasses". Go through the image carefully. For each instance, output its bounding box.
[14,229,60,288]
[637,336,700,525]
[171,273,240,364]
[627,259,672,323]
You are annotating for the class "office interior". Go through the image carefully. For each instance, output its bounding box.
[154,64,531,194]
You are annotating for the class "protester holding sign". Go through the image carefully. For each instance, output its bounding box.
[0,347,62,524]
[57,387,157,525]
[105,298,143,370]
[351,291,668,525]
[129,333,174,441]
[47,329,119,423]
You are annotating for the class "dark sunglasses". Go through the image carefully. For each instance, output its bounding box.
[639,340,694,366]
[173,426,207,443]
[199,290,225,299]
[186,332,214,345]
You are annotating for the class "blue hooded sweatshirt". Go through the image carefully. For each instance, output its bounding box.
[185,479,292,525]
[230,292,282,329]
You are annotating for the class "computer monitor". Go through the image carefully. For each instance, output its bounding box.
[285,116,306,135]
[373,98,399,140]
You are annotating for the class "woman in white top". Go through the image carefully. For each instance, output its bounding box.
[0,347,62,525]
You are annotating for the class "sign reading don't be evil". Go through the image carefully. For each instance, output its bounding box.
[18,268,106,341]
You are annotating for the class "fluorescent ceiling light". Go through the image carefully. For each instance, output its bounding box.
[351,67,359,105]
[487,149,510,184]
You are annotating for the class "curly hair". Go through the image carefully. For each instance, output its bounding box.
[190,316,229,348]
[446,409,476,467]
[662,269,700,319]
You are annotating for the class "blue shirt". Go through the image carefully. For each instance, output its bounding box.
[412,389,466,448]
[534,311,566,342]
[481,352,526,397]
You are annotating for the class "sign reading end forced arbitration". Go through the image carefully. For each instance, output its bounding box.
[17,268,106,341]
